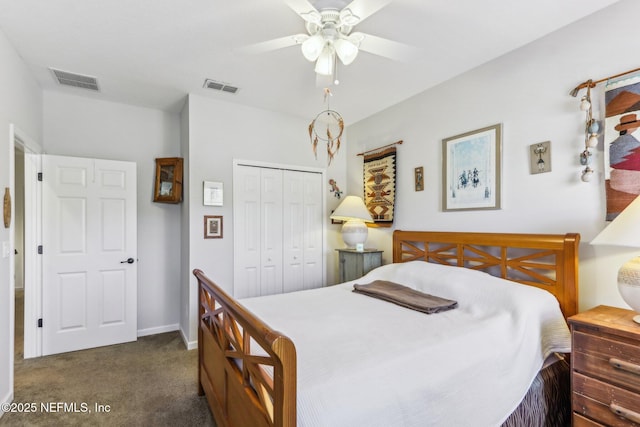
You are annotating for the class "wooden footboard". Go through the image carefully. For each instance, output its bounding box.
[194,269,296,427]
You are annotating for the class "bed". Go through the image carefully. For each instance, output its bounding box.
[194,230,580,427]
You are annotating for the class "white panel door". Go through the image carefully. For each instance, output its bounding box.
[301,171,323,290]
[42,155,137,355]
[233,165,261,298]
[260,168,283,296]
[283,171,305,293]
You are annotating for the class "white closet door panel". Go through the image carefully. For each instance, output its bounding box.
[233,166,262,298]
[283,170,304,293]
[302,172,323,290]
[260,168,283,296]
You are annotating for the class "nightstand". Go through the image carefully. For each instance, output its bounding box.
[336,249,383,282]
[568,305,640,426]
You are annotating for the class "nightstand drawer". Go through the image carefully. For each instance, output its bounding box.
[573,331,640,393]
[573,372,640,426]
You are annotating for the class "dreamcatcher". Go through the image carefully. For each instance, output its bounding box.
[308,88,344,165]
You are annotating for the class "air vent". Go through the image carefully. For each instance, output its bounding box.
[203,79,239,94]
[50,68,100,91]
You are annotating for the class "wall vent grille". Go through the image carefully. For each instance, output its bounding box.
[50,68,100,91]
[204,79,239,94]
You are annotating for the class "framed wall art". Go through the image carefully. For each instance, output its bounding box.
[442,123,502,211]
[414,167,424,191]
[530,141,551,174]
[204,215,223,239]
[203,181,223,206]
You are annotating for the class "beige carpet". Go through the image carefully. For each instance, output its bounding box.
[2,290,215,426]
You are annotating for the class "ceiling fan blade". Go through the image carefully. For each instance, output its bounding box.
[355,32,422,63]
[237,35,300,55]
[284,0,321,24]
[342,0,392,23]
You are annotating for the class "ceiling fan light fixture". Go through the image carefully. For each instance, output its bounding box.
[339,8,360,26]
[314,46,335,76]
[334,38,358,65]
[301,34,325,61]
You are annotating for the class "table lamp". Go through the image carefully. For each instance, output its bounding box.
[330,195,374,250]
[591,194,640,324]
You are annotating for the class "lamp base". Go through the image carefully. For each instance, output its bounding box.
[617,256,640,325]
[341,219,368,249]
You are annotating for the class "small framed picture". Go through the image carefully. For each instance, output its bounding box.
[414,167,424,191]
[530,141,551,174]
[204,215,223,239]
[203,181,223,206]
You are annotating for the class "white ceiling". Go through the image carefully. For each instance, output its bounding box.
[0,0,621,124]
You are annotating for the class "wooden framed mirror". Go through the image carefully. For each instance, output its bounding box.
[153,157,183,203]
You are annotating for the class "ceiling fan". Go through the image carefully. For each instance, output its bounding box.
[243,0,419,81]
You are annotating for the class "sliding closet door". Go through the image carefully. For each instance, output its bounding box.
[233,165,282,298]
[234,164,323,299]
[283,170,322,292]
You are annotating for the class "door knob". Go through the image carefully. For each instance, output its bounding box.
[120,257,135,264]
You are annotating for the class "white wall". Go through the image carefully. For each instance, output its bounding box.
[0,27,42,412]
[346,0,640,312]
[42,91,183,335]
[180,93,347,345]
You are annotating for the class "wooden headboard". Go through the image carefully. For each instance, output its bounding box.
[392,230,580,319]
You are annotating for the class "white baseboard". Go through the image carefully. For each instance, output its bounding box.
[180,328,198,350]
[1,390,14,418]
[137,323,179,337]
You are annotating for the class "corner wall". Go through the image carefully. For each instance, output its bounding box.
[0,27,42,412]
[180,93,347,345]
[346,0,640,311]
[42,91,183,335]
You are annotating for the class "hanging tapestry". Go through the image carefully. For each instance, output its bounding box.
[363,146,396,224]
[604,74,640,220]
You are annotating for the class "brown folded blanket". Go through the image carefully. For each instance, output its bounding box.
[353,280,458,314]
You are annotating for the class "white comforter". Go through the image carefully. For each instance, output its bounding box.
[240,261,571,427]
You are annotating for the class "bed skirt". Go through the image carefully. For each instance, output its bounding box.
[501,356,570,427]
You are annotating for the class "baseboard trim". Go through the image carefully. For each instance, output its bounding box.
[180,328,198,350]
[137,323,179,337]
[1,390,14,418]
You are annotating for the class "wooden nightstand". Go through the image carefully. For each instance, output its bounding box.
[568,305,640,426]
[336,249,383,282]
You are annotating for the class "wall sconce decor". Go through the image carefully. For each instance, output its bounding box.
[530,141,551,174]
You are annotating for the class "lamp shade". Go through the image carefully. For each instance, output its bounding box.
[314,45,335,76]
[591,194,640,324]
[334,38,358,65]
[331,196,373,249]
[591,194,640,248]
[301,34,325,61]
[330,196,373,223]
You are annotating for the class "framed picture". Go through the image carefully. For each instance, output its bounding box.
[530,141,551,174]
[414,167,424,191]
[203,181,223,206]
[204,215,223,239]
[442,123,502,211]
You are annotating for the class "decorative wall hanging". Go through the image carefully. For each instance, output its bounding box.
[153,157,183,204]
[414,167,424,191]
[328,179,343,199]
[362,145,397,226]
[571,66,640,218]
[576,82,598,182]
[204,215,223,239]
[604,74,640,220]
[3,187,10,228]
[442,124,502,211]
[308,88,343,165]
[530,141,551,174]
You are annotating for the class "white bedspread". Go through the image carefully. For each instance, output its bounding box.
[240,261,571,427]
